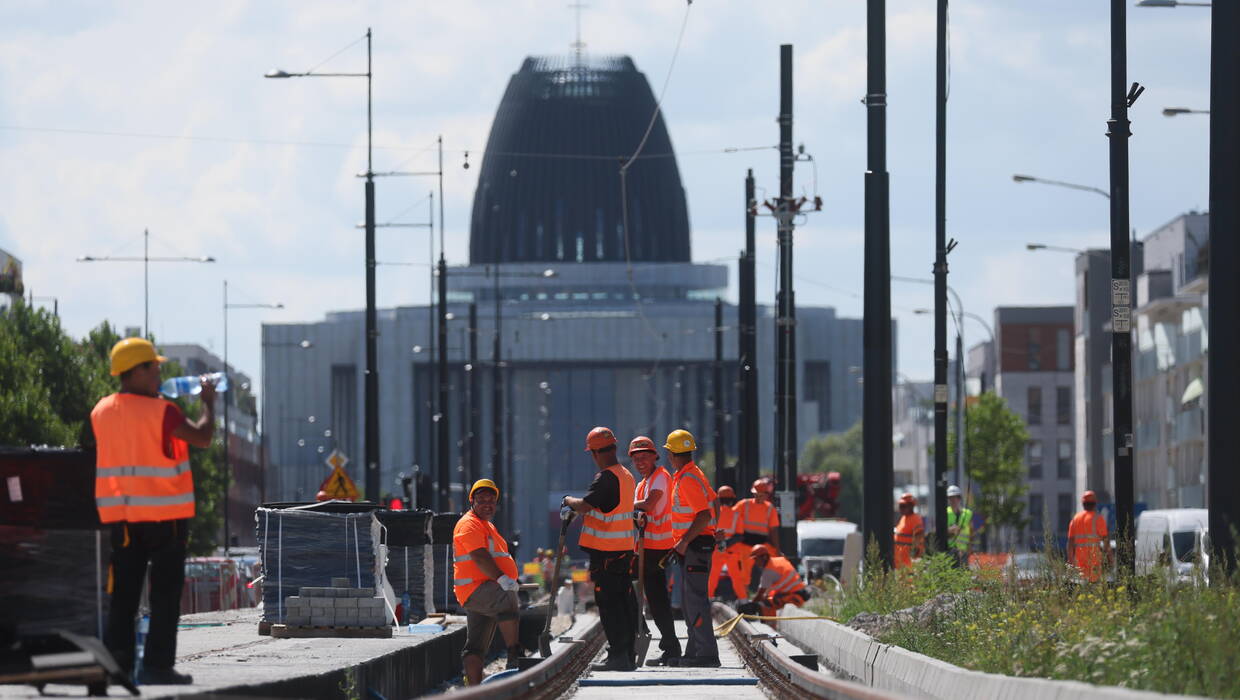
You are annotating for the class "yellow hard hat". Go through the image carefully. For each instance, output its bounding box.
[109,337,167,376]
[663,429,697,454]
[469,478,500,501]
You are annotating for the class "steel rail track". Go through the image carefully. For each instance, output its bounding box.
[447,616,605,700]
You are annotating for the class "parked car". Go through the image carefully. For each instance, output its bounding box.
[796,519,857,582]
[1135,508,1210,585]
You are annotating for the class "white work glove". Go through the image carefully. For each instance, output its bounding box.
[560,505,575,522]
[497,574,519,593]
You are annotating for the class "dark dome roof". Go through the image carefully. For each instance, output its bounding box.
[469,55,690,265]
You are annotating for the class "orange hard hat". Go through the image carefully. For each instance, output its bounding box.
[898,492,917,506]
[717,485,736,499]
[751,479,773,495]
[1082,490,1097,504]
[749,543,775,559]
[628,435,657,455]
[584,426,618,452]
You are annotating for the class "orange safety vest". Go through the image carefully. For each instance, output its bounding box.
[717,503,737,535]
[579,464,636,551]
[635,466,674,550]
[893,513,925,569]
[452,509,519,605]
[92,393,194,523]
[671,461,716,543]
[738,498,776,536]
[1069,510,1108,582]
[763,555,806,596]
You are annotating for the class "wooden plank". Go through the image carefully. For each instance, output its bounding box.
[0,666,107,685]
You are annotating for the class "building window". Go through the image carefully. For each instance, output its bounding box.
[803,361,832,433]
[1029,494,1044,538]
[1057,329,1070,370]
[1027,386,1042,425]
[1028,328,1042,371]
[1057,386,1071,425]
[1057,493,1074,534]
[1028,440,1043,479]
[1057,439,1073,479]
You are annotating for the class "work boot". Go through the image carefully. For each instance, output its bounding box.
[138,667,194,685]
[646,651,681,667]
[591,651,636,672]
[505,645,524,670]
[673,655,721,668]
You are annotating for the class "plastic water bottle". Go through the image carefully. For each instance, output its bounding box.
[401,591,412,625]
[134,613,150,683]
[160,371,229,398]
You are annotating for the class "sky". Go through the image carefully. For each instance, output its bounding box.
[0,1,1211,400]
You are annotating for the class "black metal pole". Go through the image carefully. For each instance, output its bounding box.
[363,27,380,503]
[774,44,799,557]
[954,331,964,489]
[862,0,894,569]
[739,169,758,490]
[932,0,950,555]
[223,280,231,553]
[714,297,730,486]
[1107,0,1136,572]
[437,255,449,510]
[468,302,480,488]
[492,267,507,528]
[1208,1,1238,576]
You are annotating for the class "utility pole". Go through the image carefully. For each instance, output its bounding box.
[862,0,895,568]
[467,302,480,488]
[1208,1,1238,575]
[436,254,449,511]
[713,297,730,486]
[491,265,507,529]
[955,331,965,488]
[362,28,380,503]
[1108,0,1142,571]
[738,169,759,491]
[932,0,951,555]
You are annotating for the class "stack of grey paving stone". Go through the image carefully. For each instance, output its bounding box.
[275,577,392,638]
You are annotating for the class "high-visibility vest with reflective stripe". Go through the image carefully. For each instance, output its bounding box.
[893,513,924,569]
[579,464,636,551]
[738,498,776,536]
[947,507,973,552]
[764,555,805,596]
[452,510,518,605]
[1069,510,1107,581]
[635,466,674,549]
[717,503,737,535]
[671,462,716,543]
[92,393,194,523]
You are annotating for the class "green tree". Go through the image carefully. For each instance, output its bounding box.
[800,421,864,523]
[948,392,1029,549]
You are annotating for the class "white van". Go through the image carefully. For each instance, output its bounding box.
[1135,508,1210,584]
[796,519,858,581]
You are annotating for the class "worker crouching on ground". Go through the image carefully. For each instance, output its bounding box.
[1067,490,1111,583]
[893,492,925,569]
[708,485,749,603]
[453,479,525,686]
[747,544,812,617]
[734,478,780,594]
[93,338,216,686]
[630,435,681,666]
[563,427,639,672]
[946,485,973,568]
[666,429,721,668]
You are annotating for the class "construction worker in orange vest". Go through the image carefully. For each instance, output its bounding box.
[708,486,749,602]
[92,338,216,685]
[733,478,780,594]
[630,435,680,666]
[666,429,720,668]
[563,427,638,672]
[748,544,812,616]
[453,479,525,685]
[1067,490,1111,583]
[893,492,925,569]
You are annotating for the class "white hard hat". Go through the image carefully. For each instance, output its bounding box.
[946,485,962,497]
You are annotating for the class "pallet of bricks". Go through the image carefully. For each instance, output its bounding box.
[273,577,391,638]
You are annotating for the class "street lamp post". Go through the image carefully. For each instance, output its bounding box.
[223,280,282,554]
[1012,174,1111,200]
[266,29,380,502]
[77,228,214,338]
[1136,0,1211,7]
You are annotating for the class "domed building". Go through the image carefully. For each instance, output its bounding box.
[262,54,870,564]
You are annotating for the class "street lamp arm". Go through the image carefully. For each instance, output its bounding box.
[266,71,369,78]
[1011,173,1110,199]
[227,303,284,309]
[78,255,215,262]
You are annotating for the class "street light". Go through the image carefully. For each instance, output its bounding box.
[1012,174,1110,199]
[77,228,215,338]
[1136,0,1211,6]
[266,29,381,502]
[223,280,282,554]
[1163,107,1210,116]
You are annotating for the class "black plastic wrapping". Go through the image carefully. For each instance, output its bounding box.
[0,526,108,638]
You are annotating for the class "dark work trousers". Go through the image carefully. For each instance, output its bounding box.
[105,520,189,672]
[638,548,680,657]
[682,539,719,659]
[589,552,637,660]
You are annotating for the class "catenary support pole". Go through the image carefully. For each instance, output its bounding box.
[774,44,799,557]
[1108,0,1137,572]
[437,254,449,511]
[1208,1,1239,575]
[714,297,730,486]
[862,0,895,569]
[362,27,380,502]
[468,302,480,488]
[739,169,758,490]
[932,0,950,555]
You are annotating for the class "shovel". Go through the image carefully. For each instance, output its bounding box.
[632,519,652,666]
[539,516,573,658]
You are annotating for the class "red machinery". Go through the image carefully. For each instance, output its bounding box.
[795,472,841,519]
